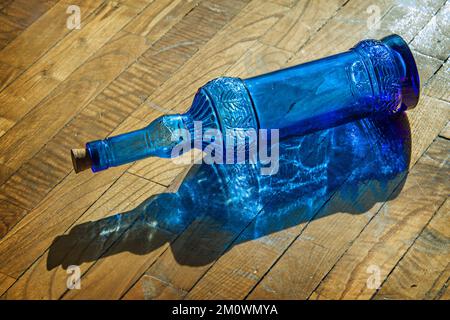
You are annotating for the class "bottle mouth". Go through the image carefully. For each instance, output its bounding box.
[381,34,420,110]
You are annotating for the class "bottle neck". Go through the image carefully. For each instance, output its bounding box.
[86,114,190,172]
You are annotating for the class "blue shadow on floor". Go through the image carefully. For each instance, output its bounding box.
[47,113,411,270]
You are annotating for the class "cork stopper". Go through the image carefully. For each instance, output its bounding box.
[71,148,92,173]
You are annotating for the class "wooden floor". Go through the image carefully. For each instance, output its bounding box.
[0,0,448,300]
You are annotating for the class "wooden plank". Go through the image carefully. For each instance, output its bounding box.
[4,173,166,300]
[374,199,449,300]
[307,138,449,300]
[0,62,23,92]
[270,0,298,8]
[0,0,105,90]
[122,275,187,300]
[424,60,450,103]
[0,0,59,50]
[0,164,14,189]
[289,0,446,65]
[0,116,156,282]
[227,40,292,77]
[123,0,256,121]
[0,199,28,239]
[438,281,449,300]
[61,229,176,300]
[0,0,148,139]
[0,166,129,279]
[439,121,450,140]
[124,0,200,44]
[410,1,450,61]
[0,271,15,296]
[0,1,15,11]
[260,0,347,52]
[61,169,191,300]
[374,0,446,42]
[412,51,444,89]
[144,216,260,299]
[132,0,288,114]
[407,98,450,163]
[0,0,248,213]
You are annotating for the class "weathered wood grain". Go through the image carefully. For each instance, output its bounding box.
[270,0,298,8]
[289,0,447,64]
[410,1,449,61]
[0,61,22,92]
[374,0,446,42]
[0,0,148,139]
[0,0,59,50]
[0,30,149,199]
[0,115,172,288]
[0,199,28,239]
[424,59,450,102]
[134,0,288,114]
[439,121,450,140]
[61,167,192,300]
[125,0,199,43]
[226,41,292,77]
[261,0,347,52]
[0,0,14,11]
[308,138,449,300]
[0,0,104,87]
[412,51,444,89]
[3,173,166,300]
[374,199,449,300]
[0,271,15,296]
[0,166,127,279]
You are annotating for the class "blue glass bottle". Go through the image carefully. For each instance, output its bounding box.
[71,34,419,173]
